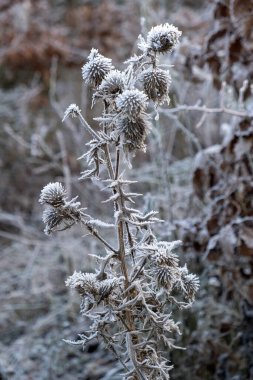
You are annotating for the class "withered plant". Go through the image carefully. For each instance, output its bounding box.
[39,24,199,379]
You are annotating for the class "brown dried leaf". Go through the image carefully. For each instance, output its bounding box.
[238,223,253,255]
[193,145,222,200]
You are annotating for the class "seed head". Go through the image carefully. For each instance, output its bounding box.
[141,68,171,105]
[153,266,178,291]
[42,208,70,235]
[62,104,81,122]
[82,48,113,87]
[154,241,181,267]
[98,278,120,301]
[117,115,150,152]
[96,70,125,99]
[146,23,181,54]
[116,89,148,121]
[39,182,67,207]
[66,271,99,296]
[42,205,79,235]
[180,272,200,302]
[154,249,179,268]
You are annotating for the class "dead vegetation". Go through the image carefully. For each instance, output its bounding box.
[0,0,253,379]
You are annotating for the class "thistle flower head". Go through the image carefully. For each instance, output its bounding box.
[98,278,120,300]
[146,23,181,54]
[42,205,79,235]
[82,48,113,87]
[154,248,179,268]
[180,271,200,302]
[42,208,63,235]
[96,70,125,98]
[39,183,83,235]
[117,115,150,152]
[153,266,179,291]
[62,104,81,122]
[66,271,99,296]
[141,68,171,105]
[39,182,67,207]
[116,89,148,121]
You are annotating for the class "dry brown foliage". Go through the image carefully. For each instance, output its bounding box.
[198,0,253,92]
[0,0,140,80]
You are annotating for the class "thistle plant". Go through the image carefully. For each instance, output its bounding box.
[39,23,199,379]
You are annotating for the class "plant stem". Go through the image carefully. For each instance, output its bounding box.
[82,220,118,254]
[114,148,130,286]
[78,113,101,140]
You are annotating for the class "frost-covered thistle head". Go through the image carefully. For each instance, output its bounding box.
[39,182,66,207]
[153,266,179,290]
[39,182,83,234]
[117,115,149,152]
[146,23,182,54]
[116,89,148,121]
[178,265,199,302]
[141,68,171,105]
[62,104,81,122]
[82,48,113,87]
[66,271,99,296]
[42,208,67,235]
[95,70,125,99]
[66,271,121,306]
[154,247,179,268]
[180,270,200,302]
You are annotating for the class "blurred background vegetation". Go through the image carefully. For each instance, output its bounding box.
[0,0,253,379]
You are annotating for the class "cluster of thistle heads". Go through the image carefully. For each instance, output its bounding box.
[39,24,200,379]
[63,23,181,154]
[39,182,86,235]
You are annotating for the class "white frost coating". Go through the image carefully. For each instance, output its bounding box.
[62,104,81,122]
[39,182,66,205]
[116,89,148,121]
[146,23,182,53]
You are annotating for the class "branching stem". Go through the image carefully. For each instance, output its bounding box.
[82,220,118,254]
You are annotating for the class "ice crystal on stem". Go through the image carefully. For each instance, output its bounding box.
[39,23,199,380]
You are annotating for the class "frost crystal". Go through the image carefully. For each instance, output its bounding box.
[82,48,113,87]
